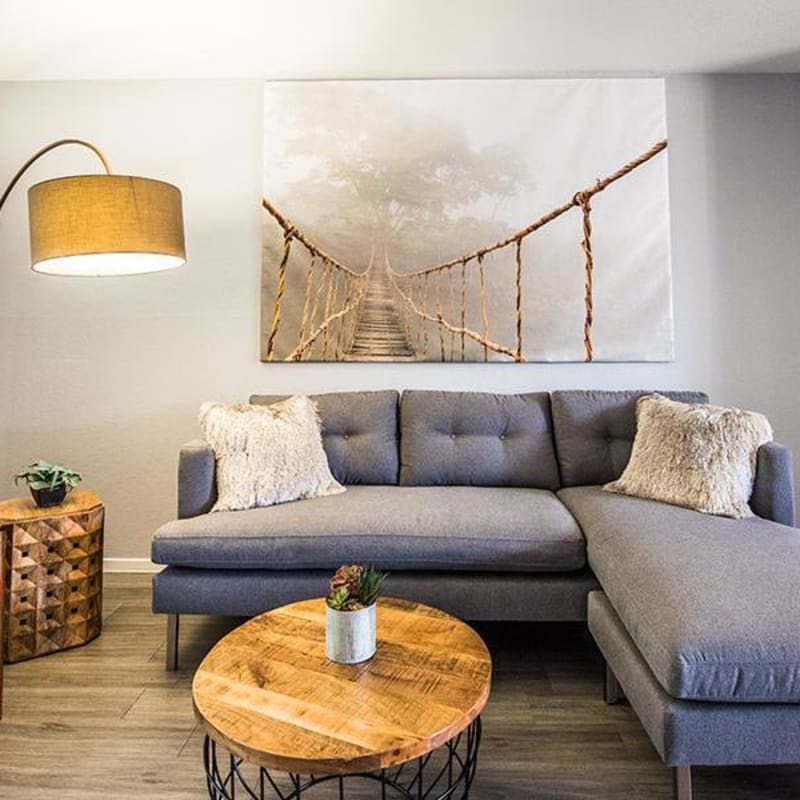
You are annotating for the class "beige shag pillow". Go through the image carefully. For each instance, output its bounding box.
[604,394,772,518]
[199,395,345,512]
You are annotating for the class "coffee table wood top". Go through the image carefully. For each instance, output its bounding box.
[192,597,492,775]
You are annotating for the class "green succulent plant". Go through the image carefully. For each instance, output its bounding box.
[326,564,388,610]
[358,566,387,607]
[327,586,351,611]
[14,460,82,491]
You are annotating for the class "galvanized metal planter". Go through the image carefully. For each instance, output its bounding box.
[325,603,377,664]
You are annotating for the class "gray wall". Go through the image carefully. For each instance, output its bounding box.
[701,77,800,457]
[0,76,797,566]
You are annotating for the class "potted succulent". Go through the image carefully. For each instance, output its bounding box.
[14,460,82,507]
[325,564,387,664]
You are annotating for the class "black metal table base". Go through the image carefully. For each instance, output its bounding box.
[203,717,481,800]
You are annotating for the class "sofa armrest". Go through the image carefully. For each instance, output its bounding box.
[178,440,216,519]
[750,441,795,526]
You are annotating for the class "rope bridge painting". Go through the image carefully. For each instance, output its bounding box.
[261,79,674,363]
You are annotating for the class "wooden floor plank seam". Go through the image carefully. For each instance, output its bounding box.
[120,687,147,720]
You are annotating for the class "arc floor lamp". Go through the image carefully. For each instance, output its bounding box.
[0,138,186,276]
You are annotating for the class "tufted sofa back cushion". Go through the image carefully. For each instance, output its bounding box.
[551,390,708,487]
[399,390,560,489]
[250,391,399,485]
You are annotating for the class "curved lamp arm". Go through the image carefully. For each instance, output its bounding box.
[0,138,112,214]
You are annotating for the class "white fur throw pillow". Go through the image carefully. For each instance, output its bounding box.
[604,394,772,518]
[199,396,344,512]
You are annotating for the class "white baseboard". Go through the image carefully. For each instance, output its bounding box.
[104,558,161,574]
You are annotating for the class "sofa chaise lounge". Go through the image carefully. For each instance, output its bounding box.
[150,389,797,799]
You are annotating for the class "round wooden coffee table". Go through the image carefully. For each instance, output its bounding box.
[193,597,492,799]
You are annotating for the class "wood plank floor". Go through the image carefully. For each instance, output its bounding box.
[1,574,799,799]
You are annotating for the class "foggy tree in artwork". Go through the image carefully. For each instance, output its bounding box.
[262,83,534,362]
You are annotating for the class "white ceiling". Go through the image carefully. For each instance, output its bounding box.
[2,0,800,81]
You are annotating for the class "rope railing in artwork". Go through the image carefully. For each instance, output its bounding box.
[388,139,667,362]
[388,252,519,361]
[262,198,368,361]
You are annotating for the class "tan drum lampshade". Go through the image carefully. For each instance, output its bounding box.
[27,174,186,276]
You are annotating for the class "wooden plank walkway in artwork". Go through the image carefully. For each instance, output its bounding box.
[345,270,416,361]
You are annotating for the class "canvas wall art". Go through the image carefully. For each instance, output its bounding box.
[261,79,673,362]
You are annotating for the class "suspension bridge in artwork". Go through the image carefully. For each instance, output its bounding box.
[262,139,667,363]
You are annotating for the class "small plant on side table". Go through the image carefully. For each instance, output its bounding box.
[325,564,388,664]
[14,460,82,508]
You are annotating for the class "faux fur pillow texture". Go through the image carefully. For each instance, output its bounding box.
[604,394,773,518]
[199,396,345,512]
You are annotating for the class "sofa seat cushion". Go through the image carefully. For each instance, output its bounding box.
[559,485,800,703]
[152,486,585,573]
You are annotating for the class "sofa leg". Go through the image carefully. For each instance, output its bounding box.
[166,614,180,671]
[604,662,624,704]
[673,765,692,800]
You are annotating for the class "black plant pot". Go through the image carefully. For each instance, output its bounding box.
[30,485,68,508]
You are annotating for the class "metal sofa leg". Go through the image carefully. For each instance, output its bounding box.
[673,766,692,800]
[166,614,180,671]
[604,662,624,704]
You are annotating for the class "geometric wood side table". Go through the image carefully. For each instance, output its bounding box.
[0,490,104,664]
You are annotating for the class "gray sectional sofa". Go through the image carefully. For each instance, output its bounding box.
[150,389,798,799]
